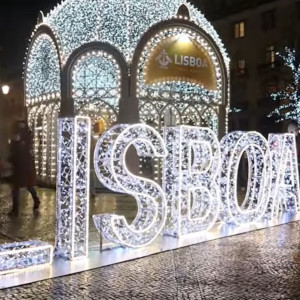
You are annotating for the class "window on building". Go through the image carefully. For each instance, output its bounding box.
[236,59,246,75]
[234,21,245,38]
[266,45,276,68]
[262,10,276,30]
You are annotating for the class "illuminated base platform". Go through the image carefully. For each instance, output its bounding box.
[1,211,300,290]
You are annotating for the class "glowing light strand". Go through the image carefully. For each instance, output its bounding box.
[56,117,91,259]
[93,124,167,247]
[267,133,300,217]
[268,47,300,124]
[163,126,220,236]
[0,241,53,275]
[218,131,271,225]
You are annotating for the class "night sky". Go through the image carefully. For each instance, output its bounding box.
[0,0,57,80]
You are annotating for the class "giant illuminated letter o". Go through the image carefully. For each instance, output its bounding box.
[219,131,271,225]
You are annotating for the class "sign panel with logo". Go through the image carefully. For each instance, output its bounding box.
[144,35,217,91]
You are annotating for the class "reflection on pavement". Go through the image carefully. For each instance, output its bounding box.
[0,184,136,247]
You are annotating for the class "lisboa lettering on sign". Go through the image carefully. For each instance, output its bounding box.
[144,34,217,90]
[56,118,300,259]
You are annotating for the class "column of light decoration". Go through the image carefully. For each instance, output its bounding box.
[28,106,37,130]
[50,105,59,184]
[93,124,167,247]
[267,134,300,217]
[56,116,90,259]
[41,106,50,181]
[163,126,221,237]
[218,131,271,225]
[33,105,44,179]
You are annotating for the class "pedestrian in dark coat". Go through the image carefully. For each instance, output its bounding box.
[9,120,40,215]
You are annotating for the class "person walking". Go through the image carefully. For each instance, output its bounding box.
[9,120,40,216]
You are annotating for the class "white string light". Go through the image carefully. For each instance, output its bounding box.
[163,126,221,236]
[267,133,300,217]
[93,124,167,247]
[0,241,53,275]
[218,131,271,225]
[56,116,91,259]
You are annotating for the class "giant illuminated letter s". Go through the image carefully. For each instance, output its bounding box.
[93,124,167,248]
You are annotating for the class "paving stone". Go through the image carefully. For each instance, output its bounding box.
[1,184,300,299]
[0,222,300,299]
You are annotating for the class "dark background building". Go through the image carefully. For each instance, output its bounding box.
[196,0,300,135]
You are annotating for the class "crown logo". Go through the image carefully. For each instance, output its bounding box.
[156,50,172,69]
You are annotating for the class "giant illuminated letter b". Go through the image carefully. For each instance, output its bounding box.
[163,126,221,237]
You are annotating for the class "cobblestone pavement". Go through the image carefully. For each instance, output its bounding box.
[1,221,300,299]
[0,184,136,246]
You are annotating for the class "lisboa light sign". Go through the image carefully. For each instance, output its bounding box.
[1,116,299,274]
[56,117,300,259]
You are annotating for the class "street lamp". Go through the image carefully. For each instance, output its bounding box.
[1,85,10,95]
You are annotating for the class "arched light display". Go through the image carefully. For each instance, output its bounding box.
[26,33,61,185]
[137,27,222,136]
[26,1,230,186]
[72,50,121,111]
[41,0,229,65]
[26,33,61,105]
[72,50,121,135]
[93,124,167,247]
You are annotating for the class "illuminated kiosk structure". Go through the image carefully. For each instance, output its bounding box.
[1,0,299,287]
[24,0,229,185]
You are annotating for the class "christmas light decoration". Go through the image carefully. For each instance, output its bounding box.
[25,33,61,106]
[218,131,271,225]
[42,0,229,66]
[0,241,53,275]
[56,116,91,259]
[163,126,221,236]
[25,1,230,187]
[93,124,167,247]
[72,50,121,113]
[267,134,300,217]
[26,32,61,185]
[268,47,300,123]
[91,124,300,247]
[137,27,222,136]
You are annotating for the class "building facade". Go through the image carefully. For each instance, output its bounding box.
[202,0,300,135]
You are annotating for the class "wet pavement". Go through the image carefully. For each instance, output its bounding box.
[1,184,300,299]
[0,184,137,247]
[1,217,300,299]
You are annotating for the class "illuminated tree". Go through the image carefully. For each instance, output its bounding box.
[268,47,300,125]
